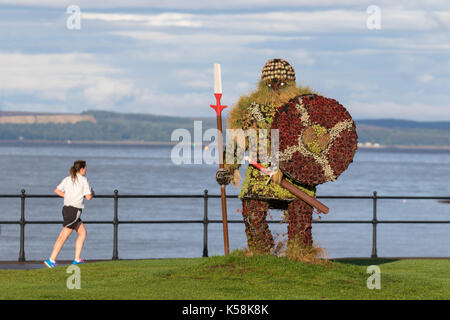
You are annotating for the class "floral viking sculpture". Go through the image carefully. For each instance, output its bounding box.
[216,59,357,255]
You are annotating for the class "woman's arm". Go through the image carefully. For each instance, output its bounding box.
[85,187,94,201]
[54,188,65,198]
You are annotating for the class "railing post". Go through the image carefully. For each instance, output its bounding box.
[203,189,209,258]
[112,189,119,260]
[19,189,26,262]
[371,191,378,258]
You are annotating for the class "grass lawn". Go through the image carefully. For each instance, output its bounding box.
[0,252,449,300]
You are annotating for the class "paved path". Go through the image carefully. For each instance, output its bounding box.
[0,263,47,270]
[0,260,104,270]
[1,257,448,270]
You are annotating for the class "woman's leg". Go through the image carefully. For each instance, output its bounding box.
[74,222,87,261]
[49,227,73,261]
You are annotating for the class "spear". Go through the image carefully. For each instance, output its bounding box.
[210,63,230,256]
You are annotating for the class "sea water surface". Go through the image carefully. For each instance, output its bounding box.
[0,142,449,260]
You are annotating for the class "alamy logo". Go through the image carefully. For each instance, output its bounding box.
[66,5,81,30]
[66,265,81,289]
[366,5,381,30]
[171,121,279,170]
[366,265,381,289]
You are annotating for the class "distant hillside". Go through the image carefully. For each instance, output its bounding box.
[0,110,449,147]
[0,110,216,142]
[0,111,96,125]
[355,119,450,146]
[356,119,450,131]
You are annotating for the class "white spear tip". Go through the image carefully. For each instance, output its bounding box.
[213,63,222,94]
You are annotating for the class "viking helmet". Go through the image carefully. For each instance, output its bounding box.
[261,59,296,86]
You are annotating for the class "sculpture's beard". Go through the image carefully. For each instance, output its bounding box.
[253,80,308,107]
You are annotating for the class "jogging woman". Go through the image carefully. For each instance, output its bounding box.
[44,160,94,268]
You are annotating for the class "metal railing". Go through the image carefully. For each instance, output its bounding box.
[0,190,449,261]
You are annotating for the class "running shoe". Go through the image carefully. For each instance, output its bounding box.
[72,259,85,265]
[44,259,57,268]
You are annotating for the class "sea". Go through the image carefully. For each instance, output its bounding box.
[0,142,449,261]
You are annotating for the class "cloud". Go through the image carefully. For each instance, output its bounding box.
[1,2,450,120]
[131,89,209,116]
[174,69,212,90]
[86,10,373,33]
[111,30,287,45]
[348,100,450,121]
[81,8,450,36]
[0,52,112,91]
[417,74,434,84]
[368,34,450,51]
[2,0,450,11]
[82,12,202,28]
[111,30,315,67]
[0,51,135,110]
[83,78,134,107]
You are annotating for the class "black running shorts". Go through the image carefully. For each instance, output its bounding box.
[62,206,82,229]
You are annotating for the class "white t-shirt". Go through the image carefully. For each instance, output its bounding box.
[56,174,92,209]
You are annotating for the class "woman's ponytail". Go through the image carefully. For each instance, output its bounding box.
[70,160,86,182]
[70,166,77,182]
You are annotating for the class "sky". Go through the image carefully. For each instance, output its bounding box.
[1,1,449,121]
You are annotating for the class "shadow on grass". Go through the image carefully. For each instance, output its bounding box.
[332,258,400,266]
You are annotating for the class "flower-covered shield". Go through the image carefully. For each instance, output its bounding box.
[271,94,358,186]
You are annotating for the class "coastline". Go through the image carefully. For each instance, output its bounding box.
[358,145,450,151]
[0,139,450,150]
[0,139,177,146]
